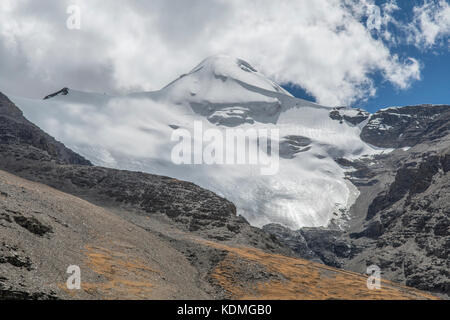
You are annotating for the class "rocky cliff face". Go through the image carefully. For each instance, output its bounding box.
[265,104,450,298]
[0,92,91,166]
[361,105,450,148]
[329,106,370,125]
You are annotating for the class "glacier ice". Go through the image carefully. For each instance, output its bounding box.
[9,55,384,230]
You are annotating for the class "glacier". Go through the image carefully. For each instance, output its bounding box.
[8,55,383,230]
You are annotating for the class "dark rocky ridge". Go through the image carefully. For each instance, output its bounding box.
[329,106,370,125]
[262,224,322,263]
[0,92,91,166]
[361,105,450,148]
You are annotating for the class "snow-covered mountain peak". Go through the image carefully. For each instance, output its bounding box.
[189,54,258,74]
[10,56,385,230]
[158,54,293,105]
[188,54,291,95]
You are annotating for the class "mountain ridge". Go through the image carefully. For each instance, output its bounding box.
[0,89,438,300]
[9,55,380,230]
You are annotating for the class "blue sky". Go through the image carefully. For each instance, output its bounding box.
[284,49,449,113]
[284,0,450,113]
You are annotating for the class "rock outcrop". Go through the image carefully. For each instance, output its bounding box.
[361,105,450,148]
[329,106,370,125]
[0,92,91,166]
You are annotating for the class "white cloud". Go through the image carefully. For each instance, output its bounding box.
[409,0,450,49]
[0,0,425,105]
[344,0,400,40]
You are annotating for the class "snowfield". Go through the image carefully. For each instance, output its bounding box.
[10,55,383,230]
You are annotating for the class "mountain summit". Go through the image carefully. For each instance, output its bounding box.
[9,56,379,230]
[153,55,321,126]
[160,54,293,104]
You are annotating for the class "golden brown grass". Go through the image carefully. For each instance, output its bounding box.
[200,240,438,300]
[60,244,159,299]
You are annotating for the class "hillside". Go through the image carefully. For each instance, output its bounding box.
[0,90,439,300]
[0,170,436,300]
